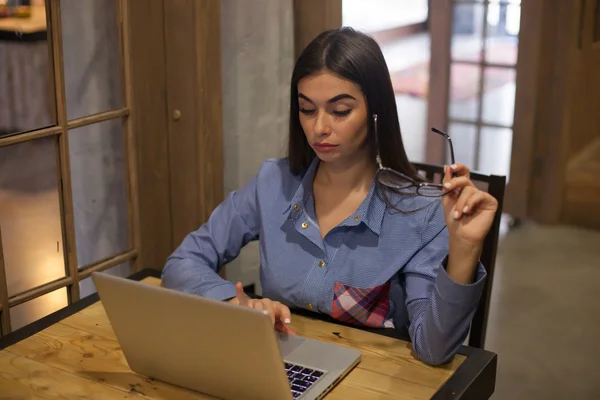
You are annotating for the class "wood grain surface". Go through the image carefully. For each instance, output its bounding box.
[0,277,465,399]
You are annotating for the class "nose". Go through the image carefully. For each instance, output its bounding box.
[313,111,332,137]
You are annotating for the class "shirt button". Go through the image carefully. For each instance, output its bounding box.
[294,203,300,211]
[301,222,308,229]
[354,215,360,220]
[307,303,313,310]
[318,260,325,268]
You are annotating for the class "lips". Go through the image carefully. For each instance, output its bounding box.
[313,143,338,153]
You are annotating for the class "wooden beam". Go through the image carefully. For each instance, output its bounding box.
[504,0,545,219]
[49,0,80,304]
[0,225,12,334]
[528,1,579,224]
[425,0,452,165]
[193,0,224,227]
[119,0,141,273]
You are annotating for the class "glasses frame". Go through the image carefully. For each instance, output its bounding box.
[373,113,456,197]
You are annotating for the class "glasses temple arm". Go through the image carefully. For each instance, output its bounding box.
[373,114,383,166]
[431,127,456,167]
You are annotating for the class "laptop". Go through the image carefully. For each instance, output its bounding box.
[91,272,361,400]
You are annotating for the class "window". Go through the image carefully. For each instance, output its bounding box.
[0,0,138,335]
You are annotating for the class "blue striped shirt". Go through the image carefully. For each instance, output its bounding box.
[162,157,486,365]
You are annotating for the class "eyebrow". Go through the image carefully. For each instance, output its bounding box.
[298,93,357,104]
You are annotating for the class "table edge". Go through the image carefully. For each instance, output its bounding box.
[0,268,497,399]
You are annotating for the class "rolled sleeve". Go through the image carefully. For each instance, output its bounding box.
[161,170,261,300]
[203,282,238,302]
[401,201,488,366]
[435,257,487,305]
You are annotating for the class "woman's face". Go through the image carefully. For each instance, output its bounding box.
[297,70,369,165]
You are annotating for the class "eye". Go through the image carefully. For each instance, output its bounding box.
[333,109,351,117]
[299,108,316,115]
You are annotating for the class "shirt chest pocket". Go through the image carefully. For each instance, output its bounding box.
[330,280,394,328]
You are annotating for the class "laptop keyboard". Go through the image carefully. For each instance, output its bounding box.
[284,362,325,398]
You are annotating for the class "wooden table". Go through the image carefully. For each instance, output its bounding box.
[0,269,497,399]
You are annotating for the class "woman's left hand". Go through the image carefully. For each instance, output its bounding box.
[442,163,498,247]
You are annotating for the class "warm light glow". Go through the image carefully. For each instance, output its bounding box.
[7,254,70,331]
[10,287,69,331]
[0,188,66,297]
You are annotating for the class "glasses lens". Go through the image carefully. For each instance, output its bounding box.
[417,184,447,197]
[377,169,415,190]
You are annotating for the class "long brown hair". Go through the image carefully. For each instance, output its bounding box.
[287,27,422,187]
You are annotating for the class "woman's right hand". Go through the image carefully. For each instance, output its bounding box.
[229,282,296,335]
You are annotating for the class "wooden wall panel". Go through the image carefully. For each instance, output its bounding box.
[503,0,543,219]
[193,0,224,227]
[126,0,224,272]
[164,0,200,249]
[511,0,600,230]
[562,0,600,229]
[293,0,342,60]
[162,0,224,249]
[527,1,578,224]
[127,0,172,270]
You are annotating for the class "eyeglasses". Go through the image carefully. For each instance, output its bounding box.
[373,113,455,197]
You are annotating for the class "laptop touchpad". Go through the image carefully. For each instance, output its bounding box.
[276,332,306,357]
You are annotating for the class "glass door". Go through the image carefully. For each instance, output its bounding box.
[427,0,521,181]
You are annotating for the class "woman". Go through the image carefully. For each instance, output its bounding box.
[161,27,498,366]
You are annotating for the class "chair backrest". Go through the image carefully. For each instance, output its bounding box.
[411,162,506,349]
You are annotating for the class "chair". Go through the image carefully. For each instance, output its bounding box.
[411,162,506,349]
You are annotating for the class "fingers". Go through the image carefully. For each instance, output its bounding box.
[452,187,498,220]
[462,191,498,216]
[443,163,470,183]
[235,281,249,306]
[443,164,452,184]
[443,176,474,200]
[451,163,470,178]
[259,300,291,328]
[234,293,295,335]
[274,302,292,325]
[443,176,472,190]
[275,319,297,335]
[451,186,478,219]
[257,299,276,326]
[273,301,295,335]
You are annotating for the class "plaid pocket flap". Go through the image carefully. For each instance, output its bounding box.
[331,280,392,328]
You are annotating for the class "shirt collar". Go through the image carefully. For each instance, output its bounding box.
[283,157,386,236]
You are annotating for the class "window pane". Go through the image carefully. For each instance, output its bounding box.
[61,0,122,120]
[479,126,512,180]
[449,63,481,122]
[10,287,69,331]
[69,119,129,267]
[0,137,66,297]
[0,3,56,136]
[481,67,516,127]
[452,3,484,63]
[484,3,520,65]
[79,262,131,298]
[448,123,477,169]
